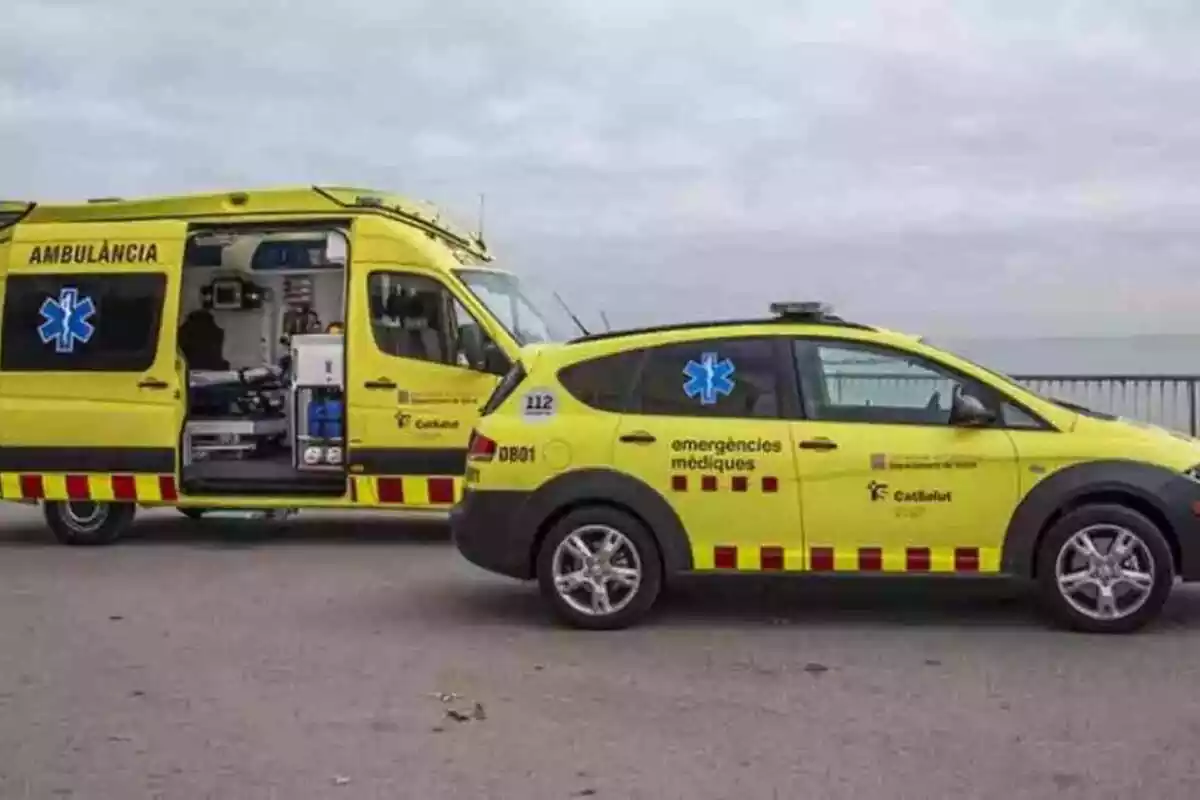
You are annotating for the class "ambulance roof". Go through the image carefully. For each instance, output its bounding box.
[0,185,488,259]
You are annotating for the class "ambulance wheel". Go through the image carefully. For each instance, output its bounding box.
[1035,503,1174,634]
[44,501,134,546]
[536,506,663,630]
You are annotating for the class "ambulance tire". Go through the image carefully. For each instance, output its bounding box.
[536,506,663,631]
[44,501,134,546]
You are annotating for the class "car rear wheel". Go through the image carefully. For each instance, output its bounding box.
[1035,503,1174,634]
[44,501,135,546]
[536,507,663,630]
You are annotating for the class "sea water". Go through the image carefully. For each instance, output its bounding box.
[935,335,1200,377]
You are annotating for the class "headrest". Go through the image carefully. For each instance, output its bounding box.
[385,290,441,323]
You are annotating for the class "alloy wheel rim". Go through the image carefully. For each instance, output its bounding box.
[551,524,643,617]
[63,502,108,533]
[1055,523,1156,622]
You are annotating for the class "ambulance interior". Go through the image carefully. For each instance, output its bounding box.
[177,225,356,497]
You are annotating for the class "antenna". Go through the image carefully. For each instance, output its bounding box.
[476,192,486,243]
[600,310,612,331]
[554,291,590,336]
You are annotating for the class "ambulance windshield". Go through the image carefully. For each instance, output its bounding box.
[456,269,581,345]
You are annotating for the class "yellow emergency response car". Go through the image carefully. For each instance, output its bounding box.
[451,302,1200,633]
[0,187,582,544]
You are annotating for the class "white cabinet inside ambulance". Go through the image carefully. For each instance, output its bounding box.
[0,188,581,544]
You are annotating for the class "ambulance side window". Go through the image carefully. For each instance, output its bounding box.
[0,273,166,372]
[449,299,502,373]
[367,272,460,367]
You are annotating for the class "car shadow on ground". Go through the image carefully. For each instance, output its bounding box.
[427,574,1043,630]
[422,573,1200,633]
[0,512,451,549]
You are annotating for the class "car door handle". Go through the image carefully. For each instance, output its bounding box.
[619,432,657,445]
[799,438,838,451]
[363,378,397,390]
[138,377,169,390]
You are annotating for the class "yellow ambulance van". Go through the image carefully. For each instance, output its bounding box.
[0,187,582,544]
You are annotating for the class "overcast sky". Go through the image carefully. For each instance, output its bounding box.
[4,0,1200,337]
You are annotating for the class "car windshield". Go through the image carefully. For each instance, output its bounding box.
[455,268,582,345]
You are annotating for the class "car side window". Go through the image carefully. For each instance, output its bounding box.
[793,338,999,426]
[1001,402,1044,429]
[368,272,495,370]
[558,350,645,413]
[634,338,781,419]
[1,272,166,372]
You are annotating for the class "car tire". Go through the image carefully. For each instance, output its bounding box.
[44,501,135,546]
[1035,503,1174,634]
[536,506,663,630]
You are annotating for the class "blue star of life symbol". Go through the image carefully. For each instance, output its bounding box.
[682,351,736,405]
[38,287,96,354]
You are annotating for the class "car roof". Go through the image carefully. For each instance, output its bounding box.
[544,315,922,366]
[570,314,875,345]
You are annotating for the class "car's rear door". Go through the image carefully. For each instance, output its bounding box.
[611,335,804,572]
[0,221,186,501]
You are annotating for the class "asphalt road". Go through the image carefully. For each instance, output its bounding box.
[3,505,1200,800]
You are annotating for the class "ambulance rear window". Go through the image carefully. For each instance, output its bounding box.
[1,273,166,372]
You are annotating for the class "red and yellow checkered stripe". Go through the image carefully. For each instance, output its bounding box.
[701,544,1002,573]
[0,472,463,510]
[350,475,464,508]
[670,474,780,493]
[0,473,178,503]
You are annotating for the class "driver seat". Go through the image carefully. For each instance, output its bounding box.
[400,292,446,363]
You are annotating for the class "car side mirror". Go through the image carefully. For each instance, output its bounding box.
[481,342,511,376]
[458,324,486,368]
[951,391,996,427]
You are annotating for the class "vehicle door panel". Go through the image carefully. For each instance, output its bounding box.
[345,265,503,499]
[0,221,186,478]
[611,337,803,571]
[789,337,1020,573]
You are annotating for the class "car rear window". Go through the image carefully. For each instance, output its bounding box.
[557,350,645,413]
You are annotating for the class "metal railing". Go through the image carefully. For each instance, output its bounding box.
[1011,375,1200,436]
[824,373,1200,435]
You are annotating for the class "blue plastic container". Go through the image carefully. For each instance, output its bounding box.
[307,397,343,440]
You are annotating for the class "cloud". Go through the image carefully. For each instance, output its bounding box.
[4,0,1200,336]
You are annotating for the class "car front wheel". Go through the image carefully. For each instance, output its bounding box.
[536,507,663,630]
[1035,503,1174,634]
